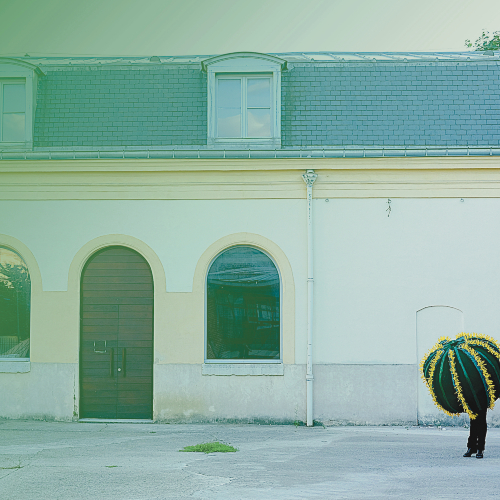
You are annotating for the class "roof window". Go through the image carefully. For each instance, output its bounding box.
[202,52,286,148]
[0,59,43,150]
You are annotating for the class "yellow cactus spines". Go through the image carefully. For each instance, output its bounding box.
[468,339,500,363]
[423,349,456,417]
[420,336,450,380]
[460,343,496,409]
[421,337,450,364]
[448,350,476,419]
[436,336,451,348]
[425,349,441,398]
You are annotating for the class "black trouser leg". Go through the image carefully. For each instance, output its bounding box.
[476,409,487,450]
[467,408,487,451]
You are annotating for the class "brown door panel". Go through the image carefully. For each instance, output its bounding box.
[80,246,153,420]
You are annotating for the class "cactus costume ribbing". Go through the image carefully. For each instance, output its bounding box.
[420,333,500,419]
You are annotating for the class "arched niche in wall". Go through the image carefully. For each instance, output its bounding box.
[416,305,464,424]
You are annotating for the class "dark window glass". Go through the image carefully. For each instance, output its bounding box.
[206,246,280,360]
[0,247,31,358]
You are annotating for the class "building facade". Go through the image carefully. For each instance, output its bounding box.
[1,51,500,425]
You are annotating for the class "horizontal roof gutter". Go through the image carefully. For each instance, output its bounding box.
[1,146,500,161]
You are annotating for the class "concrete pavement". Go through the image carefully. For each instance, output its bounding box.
[1,420,499,499]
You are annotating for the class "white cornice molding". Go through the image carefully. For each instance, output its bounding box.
[1,156,500,173]
[0,58,45,76]
[202,52,287,72]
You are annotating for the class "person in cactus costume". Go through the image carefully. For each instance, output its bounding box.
[420,333,500,459]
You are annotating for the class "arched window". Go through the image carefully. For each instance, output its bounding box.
[206,246,280,361]
[0,246,31,358]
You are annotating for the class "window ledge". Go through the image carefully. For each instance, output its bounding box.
[202,363,283,376]
[0,359,30,373]
[207,138,281,149]
[0,141,33,150]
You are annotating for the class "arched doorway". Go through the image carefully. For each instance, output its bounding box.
[80,246,153,419]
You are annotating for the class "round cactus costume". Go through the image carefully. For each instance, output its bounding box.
[420,333,500,419]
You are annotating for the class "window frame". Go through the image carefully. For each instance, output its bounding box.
[204,245,283,364]
[215,73,274,140]
[0,59,43,150]
[203,52,286,148]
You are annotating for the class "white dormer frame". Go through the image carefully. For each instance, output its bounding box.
[0,59,44,150]
[202,52,286,148]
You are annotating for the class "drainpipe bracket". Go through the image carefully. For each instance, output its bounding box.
[302,170,318,187]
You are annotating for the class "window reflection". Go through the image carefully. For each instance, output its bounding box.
[216,76,272,139]
[0,247,30,358]
[247,79,270,108]
[217,108,241,138]
[3,84,26,113]
[248,109,271,138]
[206,246,280,360]
[2,114,25,143]
[1,82,26,143]
[217,79,241,137]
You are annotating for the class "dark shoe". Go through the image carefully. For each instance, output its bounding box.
[476,450,484,459]
[463,448,476,457]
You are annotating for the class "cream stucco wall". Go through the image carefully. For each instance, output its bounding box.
[313,197,500,365]
[3,157,500,423]
[1,202,303,364]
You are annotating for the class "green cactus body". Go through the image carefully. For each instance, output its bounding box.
[420,334,500,419]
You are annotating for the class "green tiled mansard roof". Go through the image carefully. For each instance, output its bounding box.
[3,52,500,151]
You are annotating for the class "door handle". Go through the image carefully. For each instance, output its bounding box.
[122,347,126,377]
[109,348,114,377]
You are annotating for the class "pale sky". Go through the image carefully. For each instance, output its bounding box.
[0,0,499,57]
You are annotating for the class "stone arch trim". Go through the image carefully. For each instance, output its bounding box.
[0,234,42,293]
[193,232,295,364]
[416,305,463,314]
[68,234,166,294]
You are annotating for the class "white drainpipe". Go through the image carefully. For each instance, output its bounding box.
[302,169,317,427]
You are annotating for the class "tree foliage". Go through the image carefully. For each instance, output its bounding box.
[465,30,500,51]
[0,263,30,291]
[0,263,31,340]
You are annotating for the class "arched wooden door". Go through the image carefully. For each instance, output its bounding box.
[80,246,153,419]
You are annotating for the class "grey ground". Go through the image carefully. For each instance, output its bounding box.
[0,420,498,500]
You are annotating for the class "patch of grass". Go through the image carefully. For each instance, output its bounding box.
[0,461,23,470]
[180,442,238,454]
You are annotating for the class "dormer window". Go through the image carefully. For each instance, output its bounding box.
[0,59,43,150]
[203,52,286,148]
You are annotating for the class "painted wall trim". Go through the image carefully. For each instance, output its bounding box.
[0,234,43,293]
[0,360,30,373]
[4,158,500,200]
[202,363,284,376]
[67,234,166,294]
[2,156,500,172]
